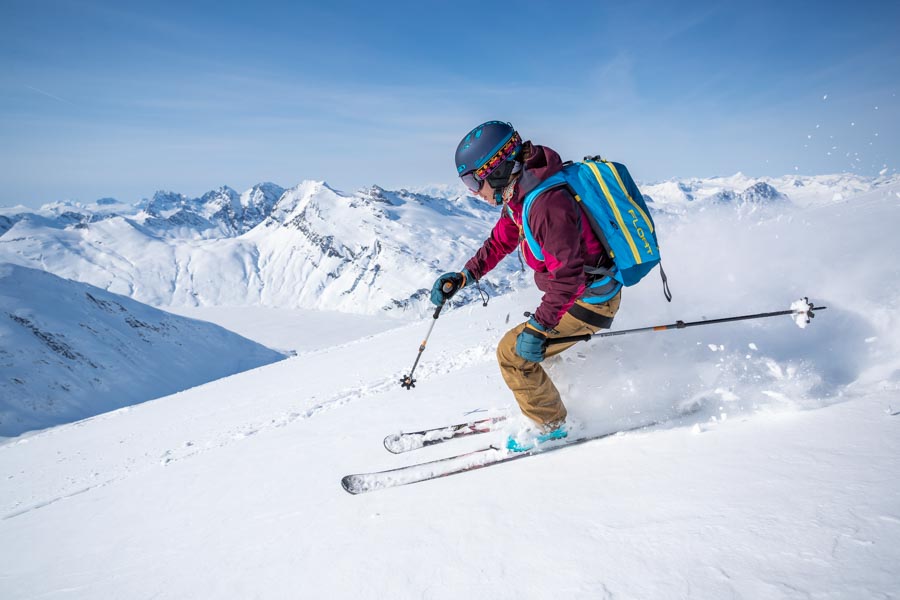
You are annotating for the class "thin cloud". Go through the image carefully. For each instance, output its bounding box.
[25,85,73,105]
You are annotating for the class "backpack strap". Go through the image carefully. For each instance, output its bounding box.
[659,263,673,302]
[581,265,622,304]
[521,174,567,262]
[522,173,624,304]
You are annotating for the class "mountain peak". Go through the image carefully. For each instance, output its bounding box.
[741,181,787,203]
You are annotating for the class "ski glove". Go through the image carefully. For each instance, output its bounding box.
[430,269,474,306]
[515,317,549,363]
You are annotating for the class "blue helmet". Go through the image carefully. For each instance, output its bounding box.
[455,121,522,194]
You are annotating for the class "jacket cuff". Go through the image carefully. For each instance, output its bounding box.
[526,316,548,335]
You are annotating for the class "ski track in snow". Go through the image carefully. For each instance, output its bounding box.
[0,333,498,521]
[3,482,111,521]
[160,340,498,465]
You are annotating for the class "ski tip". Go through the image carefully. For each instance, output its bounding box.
[383,433,425,454]
[383,434,403,454]
[341,475,365,495]
[341,473,386,495]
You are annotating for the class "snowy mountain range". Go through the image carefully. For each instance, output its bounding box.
[1,172,895,317]
[0,181,516,314]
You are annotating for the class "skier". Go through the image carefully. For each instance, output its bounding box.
[431,120,622,452]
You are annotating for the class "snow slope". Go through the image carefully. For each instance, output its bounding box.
[1,182,898,598]
[0,264,286,438]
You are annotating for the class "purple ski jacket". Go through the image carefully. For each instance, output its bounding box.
[464,144,610,329]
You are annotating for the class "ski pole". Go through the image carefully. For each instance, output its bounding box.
[400,281,455,390]
[546,298,826,346]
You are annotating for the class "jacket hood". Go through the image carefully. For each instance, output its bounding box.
[513,143,565,204]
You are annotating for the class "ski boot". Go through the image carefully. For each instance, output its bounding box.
[505,424,568,453]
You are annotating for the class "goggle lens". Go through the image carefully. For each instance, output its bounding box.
[460,172,483,193]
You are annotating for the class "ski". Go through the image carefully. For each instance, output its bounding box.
[383,415,508,454]
[344,418,671,495]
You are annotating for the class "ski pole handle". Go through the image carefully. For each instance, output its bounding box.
[432,281,456,318]
[546,333,594,346]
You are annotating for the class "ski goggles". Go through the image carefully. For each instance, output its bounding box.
[459,132,522,193]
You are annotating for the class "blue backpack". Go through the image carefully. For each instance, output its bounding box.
[522,157,671,302]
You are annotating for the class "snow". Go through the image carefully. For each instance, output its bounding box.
[163,305,398,354]
[0,265,286,438]
[791,298,813,329]
[1,179,899,598]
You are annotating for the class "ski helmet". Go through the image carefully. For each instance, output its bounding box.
[455,121,522,194]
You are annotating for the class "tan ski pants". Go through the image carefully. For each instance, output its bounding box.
[496,293,621,429]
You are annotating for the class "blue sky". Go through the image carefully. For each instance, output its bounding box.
[1,0,898,206]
